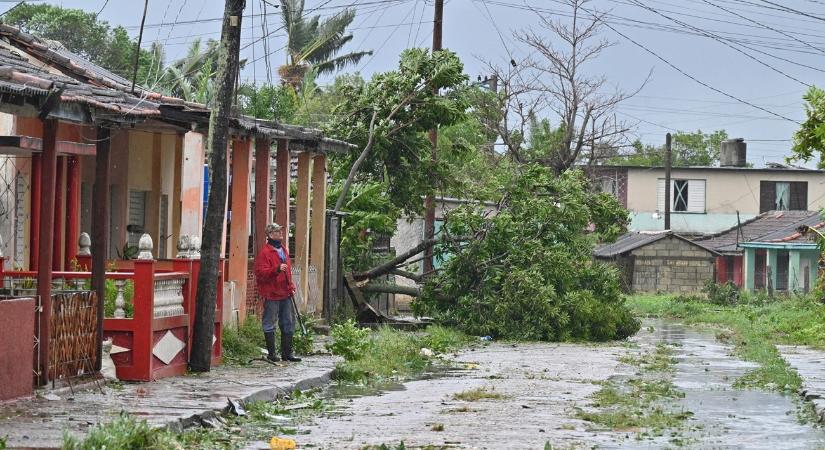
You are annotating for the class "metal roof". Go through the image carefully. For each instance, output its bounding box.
[695,210,822,253]
[594,231,718,258]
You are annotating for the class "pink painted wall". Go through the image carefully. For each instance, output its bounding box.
[0,297,35,400]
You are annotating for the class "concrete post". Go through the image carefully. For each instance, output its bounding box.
[789,250,802,293]
[294,152,311,311]
[766,248,778,293]
[744,247,756,291]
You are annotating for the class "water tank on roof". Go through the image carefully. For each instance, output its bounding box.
[720,138,747,167]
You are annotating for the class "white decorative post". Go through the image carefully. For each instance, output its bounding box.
[190,236,201,259]
[176,235,191,259]
[78,232,91,256]
[137,233,154,260]
[113,279,126,318]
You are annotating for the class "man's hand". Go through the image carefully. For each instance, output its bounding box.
[279,263,288,272]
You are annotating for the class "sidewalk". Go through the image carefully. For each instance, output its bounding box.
[0,355,338,449]
[779,345,825,422]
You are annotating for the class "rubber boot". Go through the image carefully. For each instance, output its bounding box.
[281,333,302,362]
[264,332,280,362]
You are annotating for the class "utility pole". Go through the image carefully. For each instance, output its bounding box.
[423,0,444,275]
[190,0,245,372]
[664,132,672,231]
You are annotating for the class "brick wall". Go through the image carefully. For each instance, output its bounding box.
[246,259,261,318]
[630,236,715,293]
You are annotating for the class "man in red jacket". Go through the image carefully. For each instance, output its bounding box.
[254,223,302,363]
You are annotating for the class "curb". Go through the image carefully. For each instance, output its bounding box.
[166,368,336,433]
[798,388,825,423]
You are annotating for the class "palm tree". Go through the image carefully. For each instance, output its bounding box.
[278,0,372,88]
[159,39,221,104]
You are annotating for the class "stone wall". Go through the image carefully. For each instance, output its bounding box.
[631,236,715,293]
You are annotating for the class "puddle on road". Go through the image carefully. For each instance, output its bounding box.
[640,320,825,449]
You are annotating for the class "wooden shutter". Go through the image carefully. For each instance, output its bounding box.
[790,182,807,210]
[760,181,775,213]
[687,179,705,213]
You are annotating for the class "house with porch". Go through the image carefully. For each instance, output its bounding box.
[696,210,823,293]
[588,139,825,235]
[0,24,348,398]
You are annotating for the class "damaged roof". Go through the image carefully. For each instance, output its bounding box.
[695,210,823,253]
[0,24,352,152]
[594,231,718,258]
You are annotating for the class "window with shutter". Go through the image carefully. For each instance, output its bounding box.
[775,182,790,211]
[790,182,807,210]
[656,178,705,213]
[760,181,807,212]
[760,181,776,213]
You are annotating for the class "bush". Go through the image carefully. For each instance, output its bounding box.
[63,413,178,450]
[703,281,740,306]
[327,319,371,362]
[414,167,640,342]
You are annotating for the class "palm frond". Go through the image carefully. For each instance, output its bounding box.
[312,51,373,75]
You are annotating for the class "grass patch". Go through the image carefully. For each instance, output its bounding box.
[452,387,505,401]
[222,317,314,366]
[332,324,470,383]
[627,294,811,391]
[576,344,690,436]
[63,391,327,449]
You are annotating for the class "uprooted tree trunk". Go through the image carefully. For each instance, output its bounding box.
[345,236,466,323]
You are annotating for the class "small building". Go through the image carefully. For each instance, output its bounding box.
[697,210,823,293]
[587,139,825,235]
[594,231,719,293]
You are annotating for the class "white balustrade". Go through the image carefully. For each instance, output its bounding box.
[153,277,185,318]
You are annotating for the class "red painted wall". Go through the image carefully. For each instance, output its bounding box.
[0,297,35,400]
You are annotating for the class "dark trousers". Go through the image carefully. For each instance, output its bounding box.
[261,298,295,334]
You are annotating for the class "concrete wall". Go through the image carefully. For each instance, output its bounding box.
[627,167,825,215]
[630,235,716,293]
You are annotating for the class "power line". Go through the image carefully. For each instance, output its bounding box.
[626,0,811,87]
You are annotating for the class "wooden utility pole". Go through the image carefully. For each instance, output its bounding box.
[664,132,672,231]
[190,0,245,372]
[423,0,444,274]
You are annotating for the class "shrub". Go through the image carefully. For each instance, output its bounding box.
[63,413,178,450]
[703,280,740,306]
[326,319,371,361]
[414,167,640,342]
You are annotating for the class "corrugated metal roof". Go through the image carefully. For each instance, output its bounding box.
[595,230,720,258]
[695,210,821,252]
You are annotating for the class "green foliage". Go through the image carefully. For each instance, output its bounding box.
[103,279,134,318]
[702,281,741,306]
[238,82,298,122]
[327,48,469,215]
[609,130,729,167]
[278,0,372,85]
[332,325,469,383]
[328,181,400,271]
[3,4,144,79]
[793,86,825,165]
[627,294,810,391]
[63,413,179,450]
[327,319,371,362]
[222,317,267,365]
[415,165,639,342]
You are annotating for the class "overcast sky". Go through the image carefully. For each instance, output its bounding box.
[25,0,825,166]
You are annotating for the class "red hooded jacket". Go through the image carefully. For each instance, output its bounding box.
[254,243,295,301]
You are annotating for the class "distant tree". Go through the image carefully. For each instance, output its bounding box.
[4,4,142,78]
[792,86,825,166]
[278,0,372,89]
[608,129,728,167]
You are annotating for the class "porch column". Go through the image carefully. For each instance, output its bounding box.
[254,137,271,251]
[64,155,80,268]
[91,127,111,372]
[810,251,819,292]
[789,250,802,293]
[228,138,251,323]
[146,134,162,248]
[294,152,311,310]
[766,248,778,291]
[30,154,41,270]
[274,139,290,241]
[52,156,65,270]
[36,119,58,385]
[180,132,205,237]
[310,153,327,314]
[743,247,755,291]
[171,134,183,254]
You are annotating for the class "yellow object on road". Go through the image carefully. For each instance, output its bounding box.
[270,436,297,450]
